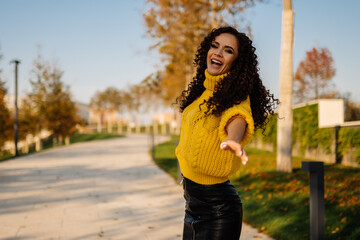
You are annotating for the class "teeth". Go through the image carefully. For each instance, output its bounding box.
[212,59,222,65]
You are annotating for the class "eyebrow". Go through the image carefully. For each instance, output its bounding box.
[212,40,236,52]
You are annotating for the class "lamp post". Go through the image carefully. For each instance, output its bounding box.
[10,59,20,157]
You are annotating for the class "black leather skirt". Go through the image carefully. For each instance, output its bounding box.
[182,177,242,240]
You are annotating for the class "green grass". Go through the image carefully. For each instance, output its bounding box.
[151,135,180,180]
[151,139,360,240]
[0,132,124,162]
[69,133,124,144]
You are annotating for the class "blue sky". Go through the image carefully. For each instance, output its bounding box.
[0,0,359,104]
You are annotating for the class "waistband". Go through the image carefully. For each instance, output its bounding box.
[183,176,239,199]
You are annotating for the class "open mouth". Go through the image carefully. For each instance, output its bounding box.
[211,59,223,66]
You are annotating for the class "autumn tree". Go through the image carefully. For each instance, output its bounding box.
[143,0,259,103]
[0,51,13,151]
[345,101,360,121]
[140,71,163,108]
[128,84,147,133]
[139,72,164,132]
[337,92,360,121]
[102,87,123,132]
[0,80,11,150]
[90,87,123,133]
[26,52,79,146]
[293,47,336,103]
[18,98,38,142]
[25,52,48,145]
[43,65,79,143]
[90,91,105,132]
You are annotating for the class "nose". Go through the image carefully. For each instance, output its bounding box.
[214,48,223,57]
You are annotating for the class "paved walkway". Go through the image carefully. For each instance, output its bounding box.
[0,134,274,240]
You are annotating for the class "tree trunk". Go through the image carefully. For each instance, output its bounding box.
[35,134,42,152]
[277,0,294,173]
[107,119,112,133]
[53,136,58,146]
[136,113,140,134]
[117,119,122,134]
[23,141,29,154]
[153,120,158,136]
[58,135,63,145]
[65,136,70,146]
[97,112,102,133]
[315,76,319,99]
[145,112,151,134]
[162,122,167,135]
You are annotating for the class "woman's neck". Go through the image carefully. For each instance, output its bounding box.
[203,69,228,92]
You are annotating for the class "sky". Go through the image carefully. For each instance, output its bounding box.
[0,0,359,105]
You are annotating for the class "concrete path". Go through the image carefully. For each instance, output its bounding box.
[0,134,273,240]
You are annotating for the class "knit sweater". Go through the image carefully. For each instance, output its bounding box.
[175,69,255,185]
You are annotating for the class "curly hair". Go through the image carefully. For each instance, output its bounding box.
[176,26,279,131]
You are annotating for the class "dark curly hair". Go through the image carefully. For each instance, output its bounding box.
[176,26,279,131]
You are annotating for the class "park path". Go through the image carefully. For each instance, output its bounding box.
[0,134,273,240]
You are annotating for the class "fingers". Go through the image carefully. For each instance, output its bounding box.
[220,140,249,165]
[237,147,248,165]
[241,148,248,166]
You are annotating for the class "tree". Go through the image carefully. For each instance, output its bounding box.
[44,64,79,142]
[27,51,79,145]
[143,0,259,103]
[90,87,123,133]
[276,0,294,173]
[27,51,48,140]
[0,77,13,152]
[90,90,107,132]
[339,92,360,121]
[18,98,37,141]
[139,72,164,132]
[345,101,360,121]
[128,84,145,133]
[140,71,163,108]
[102,87,122,132]
[0,48,13,151]
[293,47,336,103]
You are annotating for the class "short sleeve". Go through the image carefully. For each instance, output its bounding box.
[218,97,255,146]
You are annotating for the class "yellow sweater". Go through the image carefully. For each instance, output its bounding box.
[176,69,255,185]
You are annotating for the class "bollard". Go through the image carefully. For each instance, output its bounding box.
[150,129,155,160]
[301,161,325,240]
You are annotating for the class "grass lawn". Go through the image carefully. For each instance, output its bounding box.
[151,137,360,240]
[69,132,125,144]
[0,132,124,162]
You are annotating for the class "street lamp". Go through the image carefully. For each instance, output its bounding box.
[10,59,20,157]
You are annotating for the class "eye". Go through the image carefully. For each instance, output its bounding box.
[225,49,234,54]
[210,43,218,48]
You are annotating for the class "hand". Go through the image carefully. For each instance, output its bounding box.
[220,140,248,165]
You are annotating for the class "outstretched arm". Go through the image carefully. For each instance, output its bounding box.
[220,117,249,165]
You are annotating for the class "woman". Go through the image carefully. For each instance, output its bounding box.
[175,26,279,240]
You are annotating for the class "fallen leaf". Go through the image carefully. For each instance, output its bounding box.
[331,227,339,234]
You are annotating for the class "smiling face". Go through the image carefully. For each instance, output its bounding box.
[207,33,239,76]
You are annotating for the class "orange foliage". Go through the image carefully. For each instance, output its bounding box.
[294,47,336,103]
